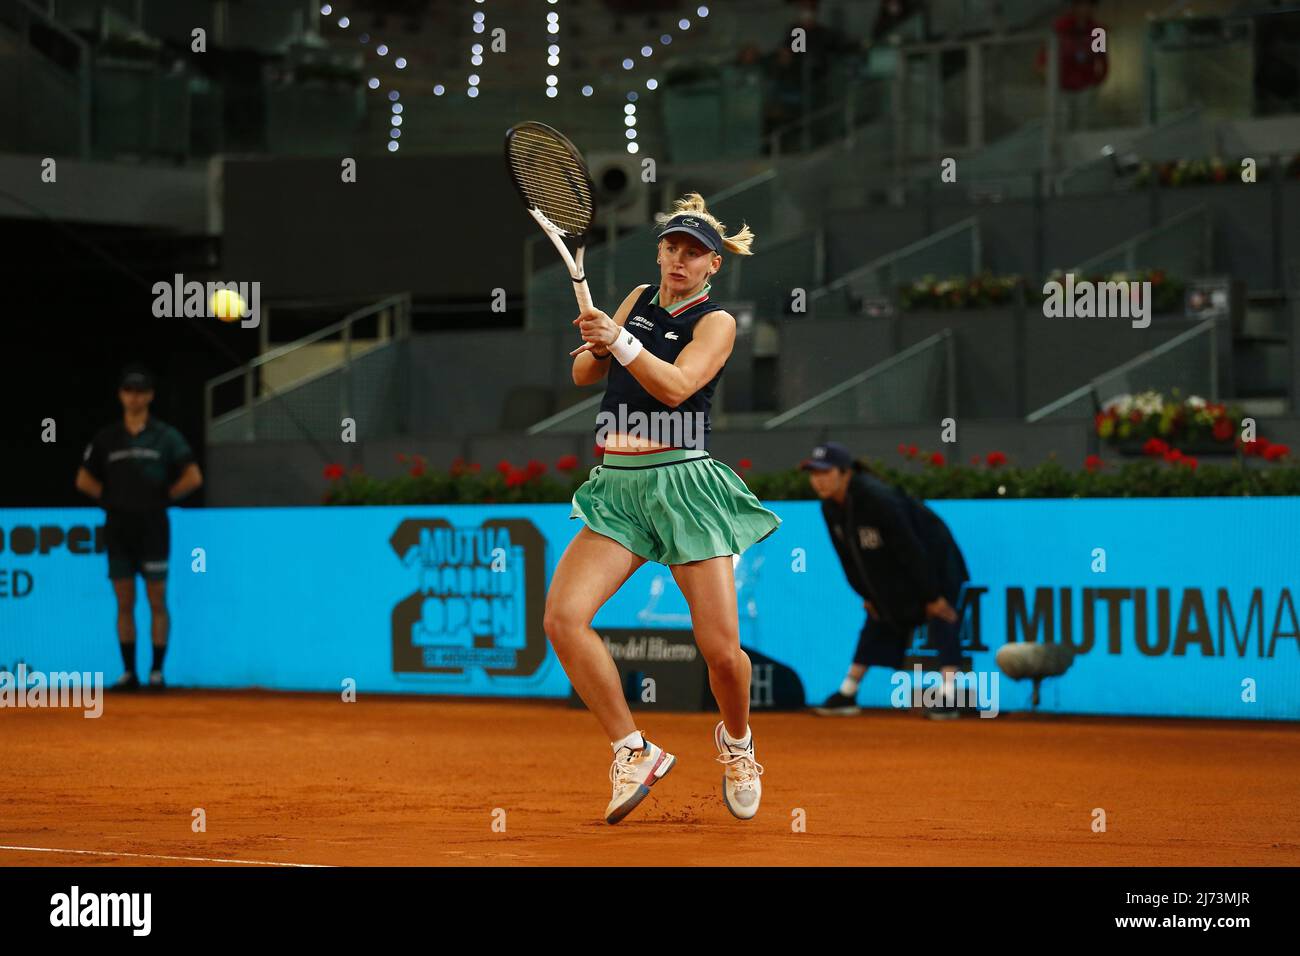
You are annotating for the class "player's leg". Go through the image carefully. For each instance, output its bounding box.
[671,555,750,736]
[109,575,140,691]
[672,555,764,820]
[106,511,142,690]
[543,525,647,740]
[927,581,968,721]
[140,510,171,689]
[545,526,676,823]
[144,579,168,689]
[814,611,874,715]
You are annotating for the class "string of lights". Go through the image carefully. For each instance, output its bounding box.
[321,2,712,156]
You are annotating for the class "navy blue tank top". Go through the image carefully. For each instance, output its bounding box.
[596,281,726,451]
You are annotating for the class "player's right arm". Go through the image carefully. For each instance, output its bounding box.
[572,284,649,387]
[75,439,103,500]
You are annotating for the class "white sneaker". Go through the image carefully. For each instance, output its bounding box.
[714,721,764,820]
[604,735,676,825]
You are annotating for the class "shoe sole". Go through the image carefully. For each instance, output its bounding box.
[605,751,676,825]
[811,706,861,717]
[720,773,760,820]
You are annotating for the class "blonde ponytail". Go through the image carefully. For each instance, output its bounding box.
[653,192,755,256]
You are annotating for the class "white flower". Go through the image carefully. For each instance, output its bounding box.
[1135,390,1163,416]
[1105,394,1134,415]
[1186,395,1207,409]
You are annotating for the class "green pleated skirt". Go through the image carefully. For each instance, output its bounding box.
[569,447,782,565]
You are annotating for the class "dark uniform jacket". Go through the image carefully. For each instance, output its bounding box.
[820,471,968,630]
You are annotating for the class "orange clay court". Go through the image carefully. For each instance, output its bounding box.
[2,691,1298,867]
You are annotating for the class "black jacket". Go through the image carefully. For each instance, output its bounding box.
[821,471,967,630]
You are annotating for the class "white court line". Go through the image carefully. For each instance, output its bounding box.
[0,844,332,867]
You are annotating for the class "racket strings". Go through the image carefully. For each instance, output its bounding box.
[507,128,594,235]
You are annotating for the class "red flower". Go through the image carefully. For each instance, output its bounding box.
[1181,456,1198,471]
[1143,437,1170,457]
[1163,448,1183,463]
[450,456,465,477]
[1212,419,1233,442]
[396,453,408,464]
[1129,410,1143,424]
[1084,454,1104,472]
[1151,269,1166,285]
[908,444,919,459]
[986,451,1007,468]
[592,443,605,458]
[505,468,528,488]
[1242,438,1269,457]
[525,458,547,478]
[496,459,512,476]
[929,452,945,467]
[409,462,426,477]
[738,458,753,470]
[468,462,482,473]
[898,443,908,456]
[1263,443,1290,462]
[970,455,981,466]
[556,454,579,471]
[323,463,344,481]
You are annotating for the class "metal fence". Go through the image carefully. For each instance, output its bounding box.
[206,293,412,444]
[809,217,980,314]
[1026,319,1219,422]
[764,330,955,428]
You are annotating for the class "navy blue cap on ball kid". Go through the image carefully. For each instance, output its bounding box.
[800,442,854,472]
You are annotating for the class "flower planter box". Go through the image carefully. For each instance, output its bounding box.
[1111,440,1238,457]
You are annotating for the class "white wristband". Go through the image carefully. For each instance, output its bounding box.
[608,328,644,366]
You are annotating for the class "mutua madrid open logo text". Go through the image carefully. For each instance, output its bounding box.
[389,518,547,678]
[0,522,104,599]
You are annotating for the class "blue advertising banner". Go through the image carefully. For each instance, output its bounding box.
[1,499,1297,719]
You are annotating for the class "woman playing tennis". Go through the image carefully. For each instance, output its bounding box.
[543,193,781,824]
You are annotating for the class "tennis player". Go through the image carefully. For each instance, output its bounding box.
[544,193,781,824]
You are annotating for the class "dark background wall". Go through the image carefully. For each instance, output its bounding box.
[221,155,534,302]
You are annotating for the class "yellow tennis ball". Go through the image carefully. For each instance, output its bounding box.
[210,289,247,322]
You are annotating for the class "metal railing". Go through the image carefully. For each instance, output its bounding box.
[725,228,826,315]
[809,217,980,313]
[1055,108,1208,195]
[1069,205,1211,276]
[893,30,1055,174]
[526,394,603,436]
[764,330,955,429]
[1025,318,1219,422]
[205,293,412,444]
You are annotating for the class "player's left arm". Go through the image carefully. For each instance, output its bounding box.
[622,309,735,408]
[167,429,203,501]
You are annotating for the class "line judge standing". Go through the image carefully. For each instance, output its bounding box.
[75,366,203,691]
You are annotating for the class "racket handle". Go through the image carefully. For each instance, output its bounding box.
[570,271,598,356]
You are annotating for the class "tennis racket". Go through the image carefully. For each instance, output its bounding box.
[504,121,601,357]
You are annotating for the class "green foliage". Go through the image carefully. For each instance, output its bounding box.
[322,455,1300,504]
